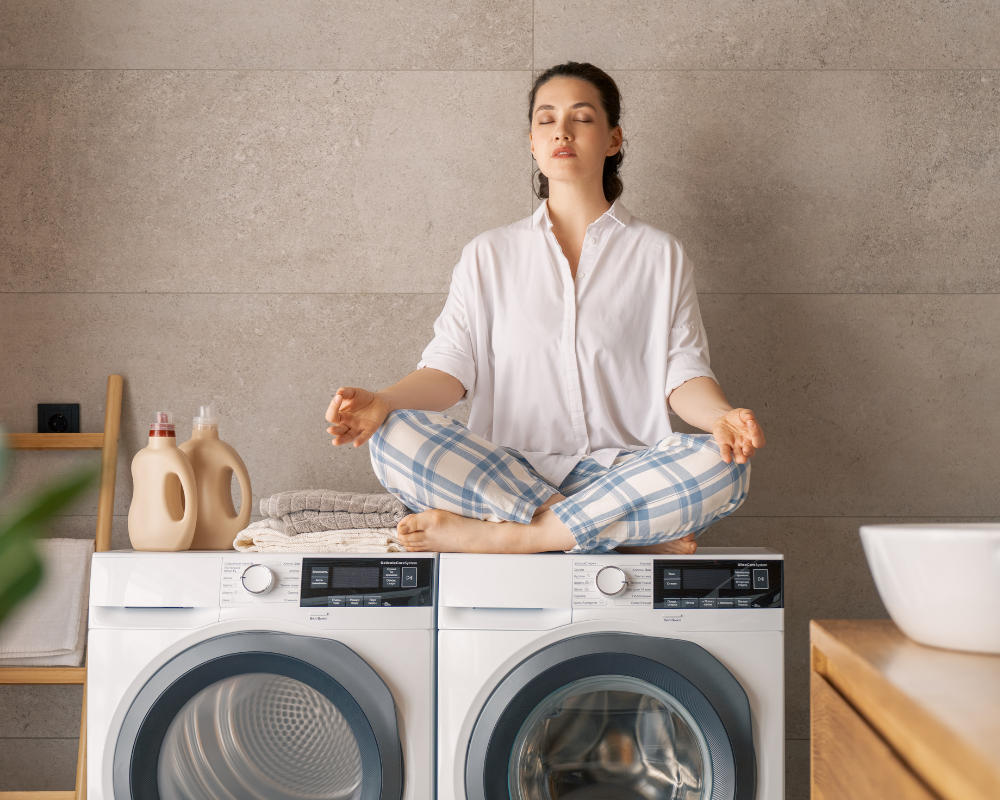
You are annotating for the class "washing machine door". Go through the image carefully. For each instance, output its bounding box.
[466,633,754,800]
[113,631,402,800]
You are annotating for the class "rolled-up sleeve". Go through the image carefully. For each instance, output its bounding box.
[663,239,717,402]
[417,251,478,403]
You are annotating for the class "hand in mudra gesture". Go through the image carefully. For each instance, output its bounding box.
[712,408,765,465]
[326,386,392,448]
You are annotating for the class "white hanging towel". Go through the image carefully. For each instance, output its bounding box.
[0,537,94,667]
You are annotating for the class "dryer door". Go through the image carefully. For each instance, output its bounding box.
[113,631,402,800]
[466,633,754,800]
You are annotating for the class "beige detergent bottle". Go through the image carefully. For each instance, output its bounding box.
[128,412,198,551]
[179,405,252,550]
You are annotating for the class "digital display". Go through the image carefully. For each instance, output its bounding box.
[332,566,380,589]
[683,568,732,591]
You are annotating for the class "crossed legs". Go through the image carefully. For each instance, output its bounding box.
[369,410,750,554]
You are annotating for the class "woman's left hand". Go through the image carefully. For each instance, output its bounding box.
[712,408,765,465]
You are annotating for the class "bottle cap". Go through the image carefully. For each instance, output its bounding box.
[150,412,175,432]
[193,405,218,426]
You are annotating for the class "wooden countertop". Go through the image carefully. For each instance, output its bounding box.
[811,619,1000,800]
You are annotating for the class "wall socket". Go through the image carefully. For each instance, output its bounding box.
[38,403,80,433]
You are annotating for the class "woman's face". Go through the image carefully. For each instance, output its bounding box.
[530,77,622,194]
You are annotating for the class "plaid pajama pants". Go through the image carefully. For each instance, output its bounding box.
[368,409,750,553]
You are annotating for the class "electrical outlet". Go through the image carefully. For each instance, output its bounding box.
[38,403,80,433]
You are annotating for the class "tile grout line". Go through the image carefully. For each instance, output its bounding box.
[1,67,1000,73]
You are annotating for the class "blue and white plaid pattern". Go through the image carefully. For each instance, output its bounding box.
[369,409,750,553]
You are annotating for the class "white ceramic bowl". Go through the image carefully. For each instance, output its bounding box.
[859,523,1000,654]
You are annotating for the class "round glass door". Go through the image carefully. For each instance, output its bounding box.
[509,676,711,800]
[158,673,363,800]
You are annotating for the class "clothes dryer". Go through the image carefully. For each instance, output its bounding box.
[437,549,783,800]
[87,551,436,800]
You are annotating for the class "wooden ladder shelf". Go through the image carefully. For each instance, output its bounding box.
[0,375,123,800]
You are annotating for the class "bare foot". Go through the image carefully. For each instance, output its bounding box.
[396,506,575,553]
[616,533,698,555]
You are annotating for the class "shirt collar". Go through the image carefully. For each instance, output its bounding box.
[532,198,632,230]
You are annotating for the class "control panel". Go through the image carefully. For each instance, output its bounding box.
[221,558,302,605]
[572,559,653,607]
[300,558,434,608]
[653,558,783,609]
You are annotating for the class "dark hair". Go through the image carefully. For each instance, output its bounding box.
[529,62,625,203]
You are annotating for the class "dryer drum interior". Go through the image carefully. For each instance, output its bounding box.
[113,631,404,800]
[467,633,755,800]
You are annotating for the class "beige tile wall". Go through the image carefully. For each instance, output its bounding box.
[2,2,998,796]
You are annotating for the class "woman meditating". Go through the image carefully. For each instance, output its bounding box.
[326,62,765,555]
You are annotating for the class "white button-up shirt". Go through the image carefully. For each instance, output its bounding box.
[417,199,716,487]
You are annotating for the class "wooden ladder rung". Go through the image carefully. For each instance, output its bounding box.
[0,792,77,800]
[5,434,105,451]
[0,667,87,685]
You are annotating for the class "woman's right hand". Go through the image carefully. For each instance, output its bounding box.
[326,387,392,448]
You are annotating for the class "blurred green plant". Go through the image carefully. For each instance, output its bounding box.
[0,430,98,627]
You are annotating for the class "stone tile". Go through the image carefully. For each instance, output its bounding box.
[0,686,82,738]
[0,71,531,294]
[612,71,1000,293]
[0,737,79,791]
[536,0,1000,70]
[785,739,810,800]
[697,293,1000,517]
[0,292,449,518]
[0,0,530,69]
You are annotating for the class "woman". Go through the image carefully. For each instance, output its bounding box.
[326,62,765,554]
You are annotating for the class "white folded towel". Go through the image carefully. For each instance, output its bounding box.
[234,518,406,553]
[0,538,94,667]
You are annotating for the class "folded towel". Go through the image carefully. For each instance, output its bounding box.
[260,490,410,531]
[0,538,94,667]
[234,518,406,553]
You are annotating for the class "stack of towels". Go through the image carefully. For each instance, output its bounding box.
[234,490,412,553]
[0,538,94,667]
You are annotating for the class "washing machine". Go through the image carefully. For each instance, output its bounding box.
[437,548,783,800]
[87,551,436,800]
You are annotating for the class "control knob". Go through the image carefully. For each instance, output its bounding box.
[241,564,275,595]
[595,566,628,597]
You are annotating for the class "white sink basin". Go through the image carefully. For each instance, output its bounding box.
[860,523,1000,654]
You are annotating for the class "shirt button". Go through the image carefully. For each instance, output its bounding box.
[589,237,597,245]
[578,271,586,278]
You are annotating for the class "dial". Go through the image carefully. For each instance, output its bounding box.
[241,564,274,595]
[595,566,628,597]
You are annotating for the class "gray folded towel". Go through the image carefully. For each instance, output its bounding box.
[260,490,411,533]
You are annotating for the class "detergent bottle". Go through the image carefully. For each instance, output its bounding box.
[128,412,197,551]
[179,405,252,550]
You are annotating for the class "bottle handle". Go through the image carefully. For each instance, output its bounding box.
[226,451,253,520]
[177,465,198,528]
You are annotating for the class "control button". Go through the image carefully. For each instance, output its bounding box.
[309,567,329,588]
[364,595,382,607]
[328,596,345,607]
[346,596,363,607]
[717,598,735,608]
[734,569,751,590]
[663,598,681,609]
[663,569,680,580]
[681,598,699,609]
[699,598,718,609]
[383,566,401,578]
[595,566,628,597]
[736,597,752,608]
[401,567,418,588]
[241,564,275,595]
[753,569,769,590]
[663,579,680,590]
[383,576,400,588]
